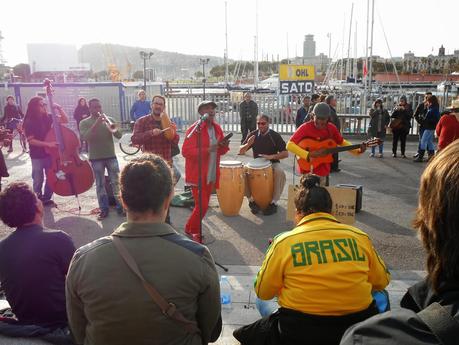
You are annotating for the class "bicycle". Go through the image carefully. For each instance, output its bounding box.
[0,119,28,153]
[118,121,140,155]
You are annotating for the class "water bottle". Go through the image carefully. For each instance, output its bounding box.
[220,275,232,309]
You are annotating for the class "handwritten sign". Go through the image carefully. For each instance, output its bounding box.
[287,185,357,224]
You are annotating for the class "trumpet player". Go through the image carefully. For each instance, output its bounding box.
[79,98,125,220]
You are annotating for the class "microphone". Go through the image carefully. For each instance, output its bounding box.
[200,113,209,121]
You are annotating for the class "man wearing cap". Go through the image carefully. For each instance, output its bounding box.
[239,93,258,144]
[286,102,364,185]
[436,98,459,151]
[182,101,230,243]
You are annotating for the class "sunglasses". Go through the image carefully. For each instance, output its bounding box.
[257,121,267,125]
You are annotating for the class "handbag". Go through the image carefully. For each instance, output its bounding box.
[111,236,200,334]
[171,142,180,157]
[389,117,402,130]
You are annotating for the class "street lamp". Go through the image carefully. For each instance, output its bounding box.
[139,51,154,92]
[199,58,210,99]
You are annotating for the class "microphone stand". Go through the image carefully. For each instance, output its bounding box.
[187,114,228,272]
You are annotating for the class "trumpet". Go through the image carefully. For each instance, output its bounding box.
[98,112,117,133]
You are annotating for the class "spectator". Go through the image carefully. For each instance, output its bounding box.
[0,182,75,343]
[308,93,320,114]
[66,154,222,345]
[414,95,440,162]
[325,95,341,172]
[435,98,459,151]
[239,92,258,143]
[233,174,390,345]
[390,95,413,158]
[295,96,311,128]
[1,96,24,153]
[341,141,459,345]
[413,92,432,158]
[367,99,390,158]
[130,90,151,121]
[72,97,89,152]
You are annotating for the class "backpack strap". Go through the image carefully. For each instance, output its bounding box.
[111,236,201,335]
[418,302,459,345]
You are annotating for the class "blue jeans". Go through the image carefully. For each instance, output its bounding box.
[90,158,122,213]
[420,129,435,151]
[371,142,384,155]
[31,157,53,201]
[255,297,278,317]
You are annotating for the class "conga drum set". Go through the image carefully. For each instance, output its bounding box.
[217,158,274,216]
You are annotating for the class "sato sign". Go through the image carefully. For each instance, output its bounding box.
[279,64,315,95]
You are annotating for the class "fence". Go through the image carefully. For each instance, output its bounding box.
[165,91,428,136]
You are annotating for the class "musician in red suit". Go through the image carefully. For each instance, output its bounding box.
[286,102,364,185]
[182,101,230,243]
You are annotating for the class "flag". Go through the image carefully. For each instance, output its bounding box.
[363,60,368,78]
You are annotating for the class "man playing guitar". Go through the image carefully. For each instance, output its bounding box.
[286,102,365,185]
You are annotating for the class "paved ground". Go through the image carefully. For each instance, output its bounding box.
[0,132,429,344]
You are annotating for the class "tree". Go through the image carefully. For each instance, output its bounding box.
[13,63,31,82]
[195,71,203,78]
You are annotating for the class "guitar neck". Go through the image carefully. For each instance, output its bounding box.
[327,144,361,154]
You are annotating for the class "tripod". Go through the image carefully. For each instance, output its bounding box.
[186,116,228,272]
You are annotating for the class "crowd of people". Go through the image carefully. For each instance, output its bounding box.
[0,89,458,345]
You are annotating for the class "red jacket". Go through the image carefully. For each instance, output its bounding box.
[182,120,229,188]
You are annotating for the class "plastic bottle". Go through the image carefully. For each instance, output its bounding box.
[220,275,232,309]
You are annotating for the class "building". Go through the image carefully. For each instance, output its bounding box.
[27,43,90,73]
[303,35,316,59]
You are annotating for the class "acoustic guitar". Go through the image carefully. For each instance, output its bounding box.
[296,137,382,173]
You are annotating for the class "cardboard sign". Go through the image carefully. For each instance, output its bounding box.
[287,185,357,224]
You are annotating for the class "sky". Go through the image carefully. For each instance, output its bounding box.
[1,0,457,66]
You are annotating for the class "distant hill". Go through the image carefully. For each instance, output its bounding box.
[78,43,225,80]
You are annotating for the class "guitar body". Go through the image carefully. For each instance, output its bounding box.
[44,125,94,196]
[297,138,336,173]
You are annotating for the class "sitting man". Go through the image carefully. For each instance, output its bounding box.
[66,154,222,345]
[239,114,288,215]
[234,174,390,345]
[287,102,364,186]
[0,182,75,342]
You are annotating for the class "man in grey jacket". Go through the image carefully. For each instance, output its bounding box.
[66,154,222,345]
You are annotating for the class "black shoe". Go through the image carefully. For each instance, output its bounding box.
[97,210,109,220]
[392,153,397,158]
[42,199,56,207]
[413,156,424,162]
[249,201,260,214]
[263,203,277,216]
[413,152,419,158]
[401,154,407,159]
[331,168,341,173]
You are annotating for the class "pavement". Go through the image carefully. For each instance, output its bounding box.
[0,132,429,344]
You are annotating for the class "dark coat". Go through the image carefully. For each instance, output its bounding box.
[391,104,413,132]
[340,279,459,345]
[368,108,390,139]
[239,100,258,128]
[295,106,309,128]
[329,106,341,131]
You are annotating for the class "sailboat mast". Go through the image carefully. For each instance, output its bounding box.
[368,0,375,96]
[254,0,259,89]
[224,1,229,86]
[346,3,354,80]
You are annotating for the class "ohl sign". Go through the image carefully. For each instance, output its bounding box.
[279,64,315,95]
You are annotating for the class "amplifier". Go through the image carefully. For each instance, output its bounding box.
[335,184,363,213]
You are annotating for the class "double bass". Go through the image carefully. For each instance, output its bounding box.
[43,79,94,196]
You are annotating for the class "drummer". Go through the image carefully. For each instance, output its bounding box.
[239,114,288,215]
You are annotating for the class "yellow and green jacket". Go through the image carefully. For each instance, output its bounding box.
[255,212,390,316]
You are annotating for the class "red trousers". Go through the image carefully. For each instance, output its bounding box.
[185,183,213,242]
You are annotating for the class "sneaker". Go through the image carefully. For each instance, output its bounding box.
[331,168,341,173]
[263,203,277,216]
[401,154,407,159]
[42,199,56,207]
[97,210,109,220]
[392,153,397,158]
[378,153,383,158]
[369,153,375,158]
[249,201,260,214]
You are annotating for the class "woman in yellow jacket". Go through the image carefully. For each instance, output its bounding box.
[234,174,390,345]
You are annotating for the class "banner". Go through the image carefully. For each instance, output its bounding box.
[279,64,315,95]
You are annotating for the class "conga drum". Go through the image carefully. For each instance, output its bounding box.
[217,160,245,216]
[245,158,273,210]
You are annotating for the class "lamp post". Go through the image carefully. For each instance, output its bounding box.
[199,58,210,100]
[139,51,154,92]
